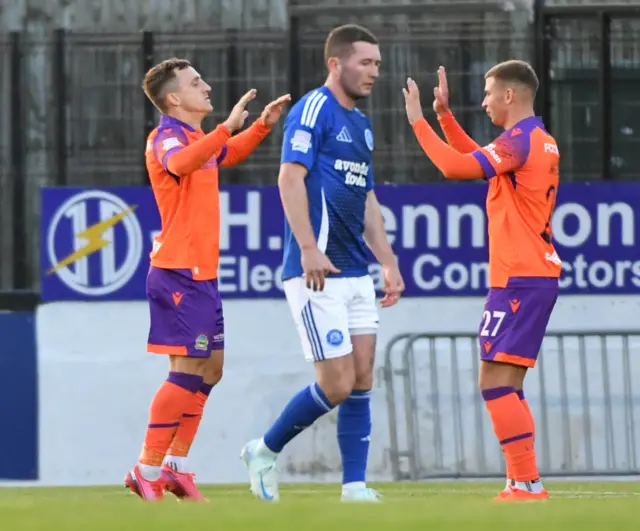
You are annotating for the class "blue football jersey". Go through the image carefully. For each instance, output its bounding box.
[280,86,375,281]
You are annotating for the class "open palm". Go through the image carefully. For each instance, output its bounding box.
[433,66,450,115]
[261,94,292,127]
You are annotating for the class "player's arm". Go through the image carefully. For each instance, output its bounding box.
[412,118,528,180]
[405,79,527,180]
[364,188,405,306]
[363,190,395,267]
[411,118,484,180]
[278,98,325,250]
[278,162,316,249]
[437,111,481,153]
[218,94,291,167]
[217,119,272,168]
[156,125,231,177]
[162,89,258,177]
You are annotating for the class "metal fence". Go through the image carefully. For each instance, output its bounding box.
[2,1,640,292]
[381,331,640,480]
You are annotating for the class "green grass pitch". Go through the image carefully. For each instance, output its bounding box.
[0,481,638,530]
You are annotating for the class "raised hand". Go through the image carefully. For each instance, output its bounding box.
[433,65,450,116]
[223,89,257,132]
[260,94,292,127]
[402,77,424,125]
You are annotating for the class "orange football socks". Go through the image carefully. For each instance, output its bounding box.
[138,372,204,467]
[482,386,539,482]
[167,383,213,458]
[505,389,536,480]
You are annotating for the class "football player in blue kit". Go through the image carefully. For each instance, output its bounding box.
[241,24,404,503]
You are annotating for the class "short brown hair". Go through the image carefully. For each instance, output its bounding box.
[324,24,378,62]
[142,57,192,113]
[485,60,539,95]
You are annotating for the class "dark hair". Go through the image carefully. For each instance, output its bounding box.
[142,57,192,113]
[485,60,539,95]
[324,24,378,62]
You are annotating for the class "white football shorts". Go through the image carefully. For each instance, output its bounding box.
[283,275,379,363]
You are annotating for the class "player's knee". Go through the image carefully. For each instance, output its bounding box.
[322,380,354,405]
[351,333,376,390]
[203,365,223,386]
[353,355,375,389]
[353,370,373,390]
[202,349,224,386]
[316,361,356,404]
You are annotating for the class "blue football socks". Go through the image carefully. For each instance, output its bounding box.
[337,389,372,484]
[263,382,334,453]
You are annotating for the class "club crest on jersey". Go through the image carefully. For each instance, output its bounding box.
[195,334,209,351]
[364,128,374,151]
[326,329,344,347]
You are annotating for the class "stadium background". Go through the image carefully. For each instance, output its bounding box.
[1,0,639,488]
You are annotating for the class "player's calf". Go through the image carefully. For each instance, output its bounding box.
[136,371,204,475]
[480,362,544,497]
[501,388,536,490]
[337,333,377,501]
[241,358,355,502]
[129,355,208,502]
[165,350,223,475]
[477,281,556,498]
[243,387,340,502]
[245,276,380,502]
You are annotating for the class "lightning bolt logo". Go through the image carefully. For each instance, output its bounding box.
[47,205,137,275]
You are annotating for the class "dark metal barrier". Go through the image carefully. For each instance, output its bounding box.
[381,331,640,480]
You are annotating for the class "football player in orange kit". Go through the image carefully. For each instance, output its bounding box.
[124,57,290,501]
[403,61,561,502]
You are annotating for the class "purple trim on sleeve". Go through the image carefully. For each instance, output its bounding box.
[152,126,189,181]
[161,146,183,174]
[216,145,228,165]
[472,150,497,179]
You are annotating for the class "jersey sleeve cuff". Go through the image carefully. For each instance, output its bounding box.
[217,123,233,137]
[254,118,273,134]
[436,111,455,124]
[472,150,497,179]
[281,157,312,172]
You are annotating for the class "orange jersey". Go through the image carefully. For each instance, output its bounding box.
[146,116,227,280]
[412,113,562,289]
[471,117,562,287]
[145,115,271,280]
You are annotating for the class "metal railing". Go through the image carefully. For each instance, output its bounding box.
[380,331,640,480]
